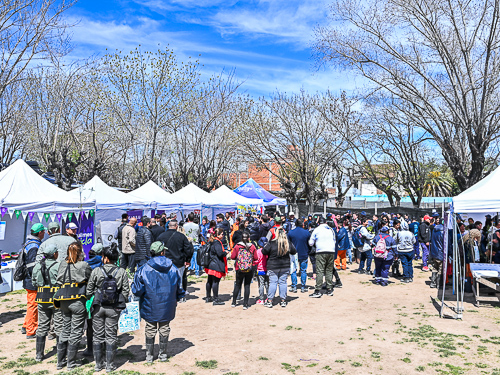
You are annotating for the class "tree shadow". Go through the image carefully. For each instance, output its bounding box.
[0,309,24,324]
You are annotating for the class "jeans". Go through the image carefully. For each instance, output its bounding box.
[267,268,289,301]
[374,258,393,281]
[359,250,373,271]
[421,243,430,267]
[232,270,253,306]
[399,252,414,278]
[315,253,335,291]
[347,247,353,263]
[190,244,201,276]
[257,274,269,300]
[413,240,420,258]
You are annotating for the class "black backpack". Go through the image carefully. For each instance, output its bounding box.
[197,243,211,268]
[13,240,37,282]
[99,267,120,306]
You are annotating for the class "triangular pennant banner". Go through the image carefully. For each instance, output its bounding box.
[8,208,14,219]
[80,211,86,220]
[89,209,95,217]
[0,207,6,218]
[28,212,35,222]
[50,213,56,222]
[67,213,73,222]
[15,210,21,219]
[21,211,28,220]
[44,213,50,222]
[56,213,62,222]
[37,212,44,222]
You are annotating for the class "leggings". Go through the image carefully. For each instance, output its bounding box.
[206,275,221,299]
[232,270,253,306]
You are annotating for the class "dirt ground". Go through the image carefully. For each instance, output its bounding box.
[0,259,499,375]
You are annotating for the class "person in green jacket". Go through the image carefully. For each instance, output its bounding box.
[37,222,75,264]
[31,243,61,362]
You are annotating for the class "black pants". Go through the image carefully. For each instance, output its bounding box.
[182,267,188,292]
[206,275,221,299]
[120,253,135,272]
[232,270,253,306]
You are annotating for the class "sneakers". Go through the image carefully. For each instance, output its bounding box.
[204,297,213,303]
[309,291,322,298]
[422,266,429,272]
[380,281,388,287]
[289,287,297,293]
[334,281,343,288]
[212,299,225,306]
[365,270,373,275]
[357,269,364,274]
[243,305,249,310]
[231,303,236,308]
[256,299,264,305]
[301,288,307,293]
[280,300,287,308]
[264,300,273,308]
[326,289,334,296]
[178,297,186,303]
[408,278,413,283]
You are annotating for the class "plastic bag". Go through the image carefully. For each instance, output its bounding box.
[118,301,140,333]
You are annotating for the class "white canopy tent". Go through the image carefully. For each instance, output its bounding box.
[209,185,264,207]
[452,166,500,214]
[128,181,179,211]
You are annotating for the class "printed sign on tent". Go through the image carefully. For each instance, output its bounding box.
[65,213,95,258]
[127,210,143,221]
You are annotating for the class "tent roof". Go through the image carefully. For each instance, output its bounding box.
[234,178,286,205]
[128,181,178,210]
[169,183,215,208]
[453,166,500,213]
[70,176,150,211]
[210,185,264,206]
[0,159,94,213]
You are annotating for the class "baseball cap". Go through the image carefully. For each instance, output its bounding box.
[31,223,46,234]
[41,243,58,256]
[66,222,78,230]
[150,241,165,255]
[360,211,367,216]
[326,213,332,219]
[423,215,431,221]
[432,212,440,218]
[47,222,60,231]
[258,237,268,247]
[91,243,104,254]
[289,212,295,216]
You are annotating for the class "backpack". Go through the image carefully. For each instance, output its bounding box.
[236,244,253,272]
[352,227,364,248]
[197,243,211,268]
[374,235,389,259]
[99,267,120,306]
[13,240,37,282]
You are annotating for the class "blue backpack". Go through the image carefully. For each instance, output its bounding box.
[352,227,364,248]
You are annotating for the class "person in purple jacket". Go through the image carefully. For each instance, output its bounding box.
[372,226,397,286]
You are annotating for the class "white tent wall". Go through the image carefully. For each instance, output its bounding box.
[0,215,51,254]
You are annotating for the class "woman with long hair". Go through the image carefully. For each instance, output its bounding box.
[55,242,92,370]
[205,228,228,305]
[262,227,296,308]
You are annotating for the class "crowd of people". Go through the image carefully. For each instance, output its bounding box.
[16,209,500,371]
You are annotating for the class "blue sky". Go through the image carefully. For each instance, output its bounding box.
[65,0,360,97]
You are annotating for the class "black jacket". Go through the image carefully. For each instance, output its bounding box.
[136,227,153,261]
[232,229,245,247]
[217,220,231,239]
[116,222,127,250]
[248,222,260,241]
[262,239,297,270]
[418,222,431,243]
[207,239,227,273]
[150,224,164,241]
[157,229,194,268]
[259,222,272,239]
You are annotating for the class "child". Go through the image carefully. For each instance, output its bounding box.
[255,237,269,305]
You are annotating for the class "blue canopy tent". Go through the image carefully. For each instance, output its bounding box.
[233,178,286,206]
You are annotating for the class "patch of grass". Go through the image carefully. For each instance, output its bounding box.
[335,360,345,363]
[269,324,276,327]
[476,363,488,368]
[195,360,218,370]
[470,325,479,329]
[351,362,362,367]
[428,362,443,367]
[444,364,466,375]
[5,330,13,334]
[3,357,37,369]
[258,356,269,361]
[6,289,27,295]
[306,363,318,367]
[181,372,196,375]
[322,366,332,371]
[477,346,489,355]
[281,363,300,373]
[371,352,381,360]
[401,358,411,363]
[285,326,293,330]
[416,366,425,372]
[480,336,500,345]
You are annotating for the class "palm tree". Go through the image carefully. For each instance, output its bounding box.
[423,170,453,197]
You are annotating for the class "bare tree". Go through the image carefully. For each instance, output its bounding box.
[314,0,500,191]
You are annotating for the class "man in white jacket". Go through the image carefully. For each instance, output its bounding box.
[357,217,375,275]
[308,217,340,298]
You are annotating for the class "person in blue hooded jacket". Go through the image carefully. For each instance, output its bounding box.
[429,218,445,289]
[132,241,185,363]
[372,226,397,286]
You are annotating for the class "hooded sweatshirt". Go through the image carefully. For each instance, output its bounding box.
[430,224,445,261]
[308,224,336,254]
[231,242,258,271]
[394,221,416,253]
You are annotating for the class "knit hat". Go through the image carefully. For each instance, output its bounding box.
[258,237,268,248]
[41,243,58,256]
[380,226,389,232]
[150,241,165,255]
[31,223,46,234]
[91,243,104,254]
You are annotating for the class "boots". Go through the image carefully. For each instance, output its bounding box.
[158,335,169,362]
[430,272,438,288]
[35,336,46,362]
[105,342,116,373]
[56,341,68,370]
[145,337,155,363]
[93,343,104,372]
[83,324,93,356]
[66,343,81,370]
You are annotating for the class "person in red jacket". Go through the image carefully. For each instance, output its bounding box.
[231,232,258,309]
